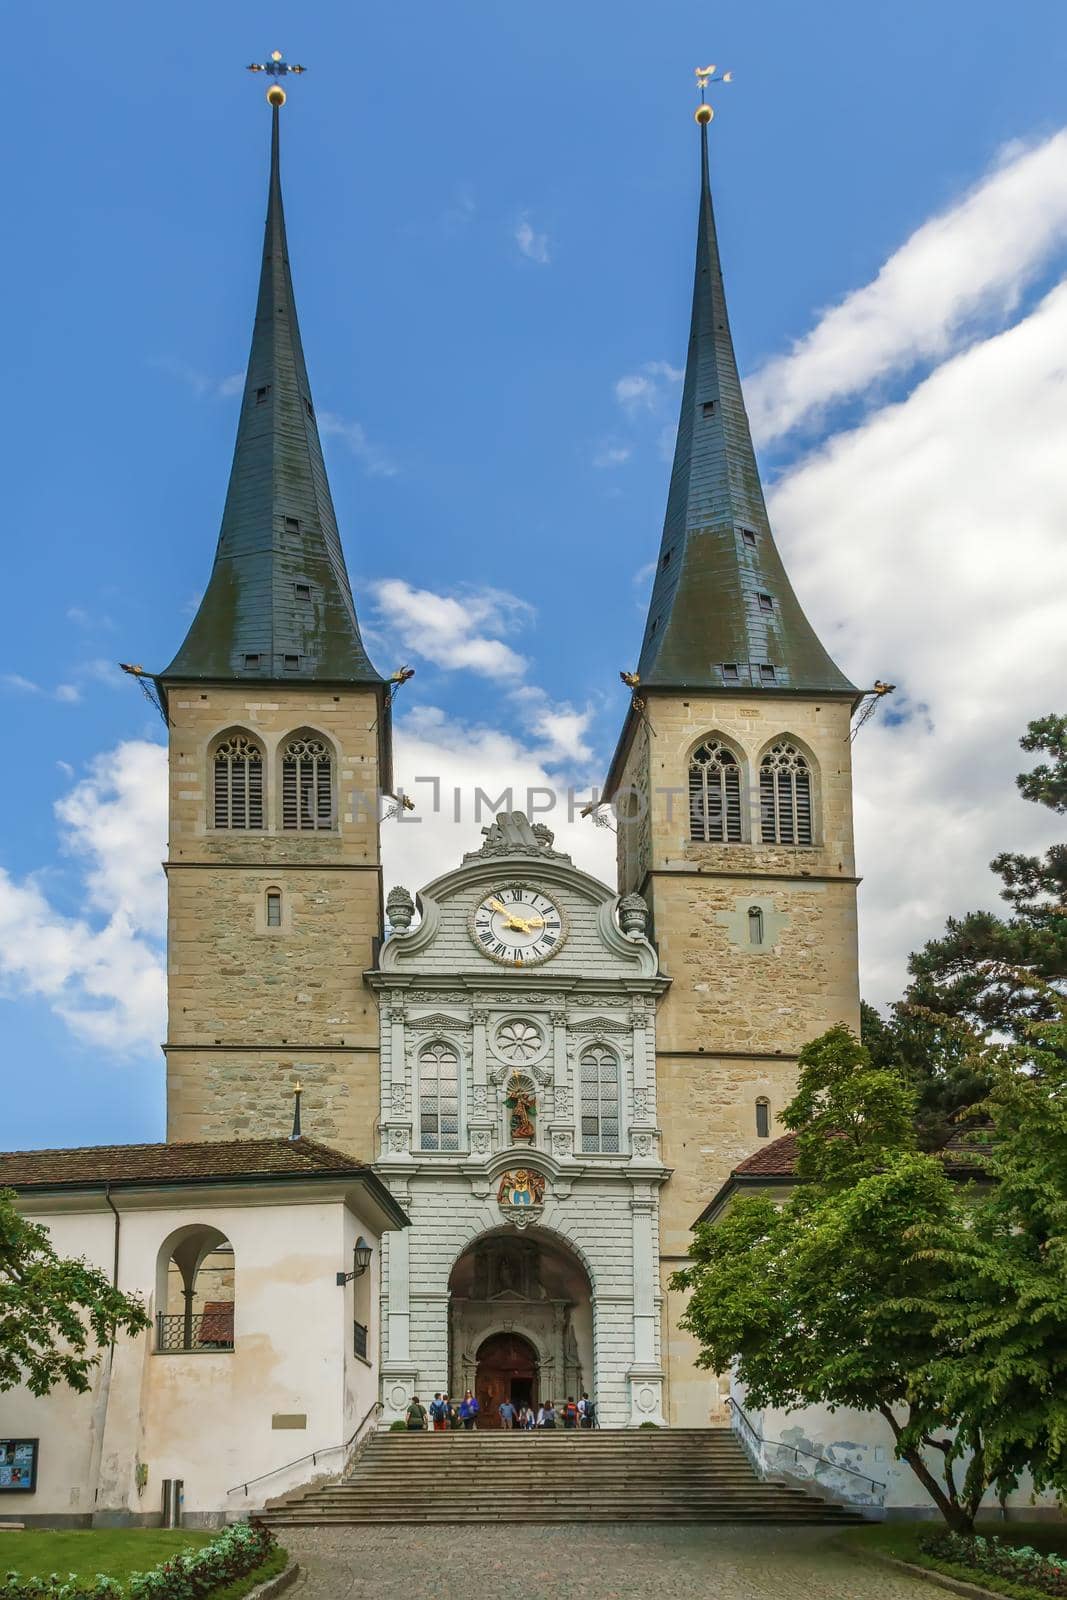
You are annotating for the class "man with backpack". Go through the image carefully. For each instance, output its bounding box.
[429,1393,449,1432]
[579,1392,596,1429]
[562,1396,579,1430]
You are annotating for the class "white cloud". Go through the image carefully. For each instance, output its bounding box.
[385,706,613,898]
[0,741,167,1051]
[592,444,632,469]
[769,277,1067,1007]
[2,674,81,704]
[318,412,397,478]
[372,579,531,679]
[614,360,683,416]
[747,127,1067,444]
[158,359,246,402]
[515,214,551,265]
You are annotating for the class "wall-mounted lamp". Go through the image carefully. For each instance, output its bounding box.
[336,1237,373,1287]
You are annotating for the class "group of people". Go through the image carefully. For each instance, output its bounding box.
[405,1391,481,1430]
[404,1390,596,1431]
[498,1394,596,1430]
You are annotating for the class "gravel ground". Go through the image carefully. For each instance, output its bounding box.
[282,1523,932,1600]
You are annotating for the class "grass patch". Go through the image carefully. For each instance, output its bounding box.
[0,1530,214,1585]
[838,1522,1067,1600]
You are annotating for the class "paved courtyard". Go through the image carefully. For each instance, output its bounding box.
[283,1524,933,1600]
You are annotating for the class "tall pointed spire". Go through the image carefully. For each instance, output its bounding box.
[163,103,381,685]
[634,120,854,696]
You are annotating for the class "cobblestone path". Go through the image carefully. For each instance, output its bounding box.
[283,1523,931,1600]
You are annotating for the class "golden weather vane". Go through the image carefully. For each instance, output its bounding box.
[247,49,307,107]
[694,63,733,125]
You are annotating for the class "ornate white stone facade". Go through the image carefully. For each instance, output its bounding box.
[371,814,669,1428]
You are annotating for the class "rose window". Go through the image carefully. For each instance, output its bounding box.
[495,1019,544,1064]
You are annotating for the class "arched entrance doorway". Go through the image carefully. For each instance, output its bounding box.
[448,1228,593,1427]
[475,1332,538,1424]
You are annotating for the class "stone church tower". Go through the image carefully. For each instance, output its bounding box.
[157,103,390,1155]
[605,120,862,1423]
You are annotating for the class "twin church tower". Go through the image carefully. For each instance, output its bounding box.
[154,86,861,1422]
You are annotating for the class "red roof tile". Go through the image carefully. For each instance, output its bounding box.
[0,1136,369,1189]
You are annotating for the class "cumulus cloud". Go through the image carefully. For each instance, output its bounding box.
[769,278,1067,1006]
[515,214,551,265]
[158,359,246,401]
[385,706,613,898]
[614,360,683,415]
[2,674,81,704]
[372,580,531,679]
[747,127,1067,444]
[318,412,397,478]
[0,741,167,1051]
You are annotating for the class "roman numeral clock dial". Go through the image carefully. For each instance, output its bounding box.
[469,886,567,967]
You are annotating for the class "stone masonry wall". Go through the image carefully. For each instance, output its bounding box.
[615,693,861,1425]
[164,685,383,1151]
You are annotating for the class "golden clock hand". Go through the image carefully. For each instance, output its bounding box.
[488,897,509,915]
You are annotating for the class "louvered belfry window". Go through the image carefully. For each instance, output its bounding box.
[689,741,743,842]
[282,737,333,831]
[760,742,813,845]
[419,1042,460,1151]
[213,735,264,830]
[580,1045,620,1154]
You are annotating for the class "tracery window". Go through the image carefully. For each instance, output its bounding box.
[580,1045,620,1154]
[282,736,333,831]
[760,742,813,845]
[419,1042,460,1152]
[213,734,264,830]
[689,740,743,843]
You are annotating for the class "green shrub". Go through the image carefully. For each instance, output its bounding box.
[921,1532,1067,1598]
[388,1419,408,1432]
[637,1421,662,1430]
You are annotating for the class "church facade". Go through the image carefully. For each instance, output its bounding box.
[370,812,668,1428]
[151,91,861,1430]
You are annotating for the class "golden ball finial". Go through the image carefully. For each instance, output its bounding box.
[695,103,713,125]
[267,84,287,107]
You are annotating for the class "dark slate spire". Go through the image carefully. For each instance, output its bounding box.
[635,124,854,696]
[163,105,381,685]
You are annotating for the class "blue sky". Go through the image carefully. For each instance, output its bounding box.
[3,1,1067,1149]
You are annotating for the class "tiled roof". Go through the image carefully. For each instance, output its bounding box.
[0,1136,370,1190]
[695,1125,993,1227]
[734,1132,800,1177]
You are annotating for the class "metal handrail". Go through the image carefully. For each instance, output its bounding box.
[227,1400,383,1497]
[726,1397,886,1495]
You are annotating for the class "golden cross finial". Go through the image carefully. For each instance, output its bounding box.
[694,63,733,125]
[247,49,307,108]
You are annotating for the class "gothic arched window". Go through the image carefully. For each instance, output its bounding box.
[213,733,264,830]
[748,905,764,946]
[419,1042,460,1151]
[282,735,333,831]
[689,740,743,843]
[760,742,813,845]
[755,1097,771,1139]
[580,1045,620,1154]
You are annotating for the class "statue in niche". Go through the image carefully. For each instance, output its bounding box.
[506,1076,536,1142]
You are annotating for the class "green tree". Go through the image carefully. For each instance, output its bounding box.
[860,1000,994,1151]
[672,1026,1035,1530]
[911,994,1067,1508]
[0,1189,150,1395]
[906,714,1067,1050]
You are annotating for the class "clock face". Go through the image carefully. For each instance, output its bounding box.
[470,885,566,967]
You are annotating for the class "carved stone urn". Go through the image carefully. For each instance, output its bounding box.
[386,885,415,931]
[618,891,648,937]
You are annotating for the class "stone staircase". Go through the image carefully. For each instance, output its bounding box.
[259,1429,866,1525]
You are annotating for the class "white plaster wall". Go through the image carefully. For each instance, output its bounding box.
[2,1194,384,1524]
[732,1380,1062,1516]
